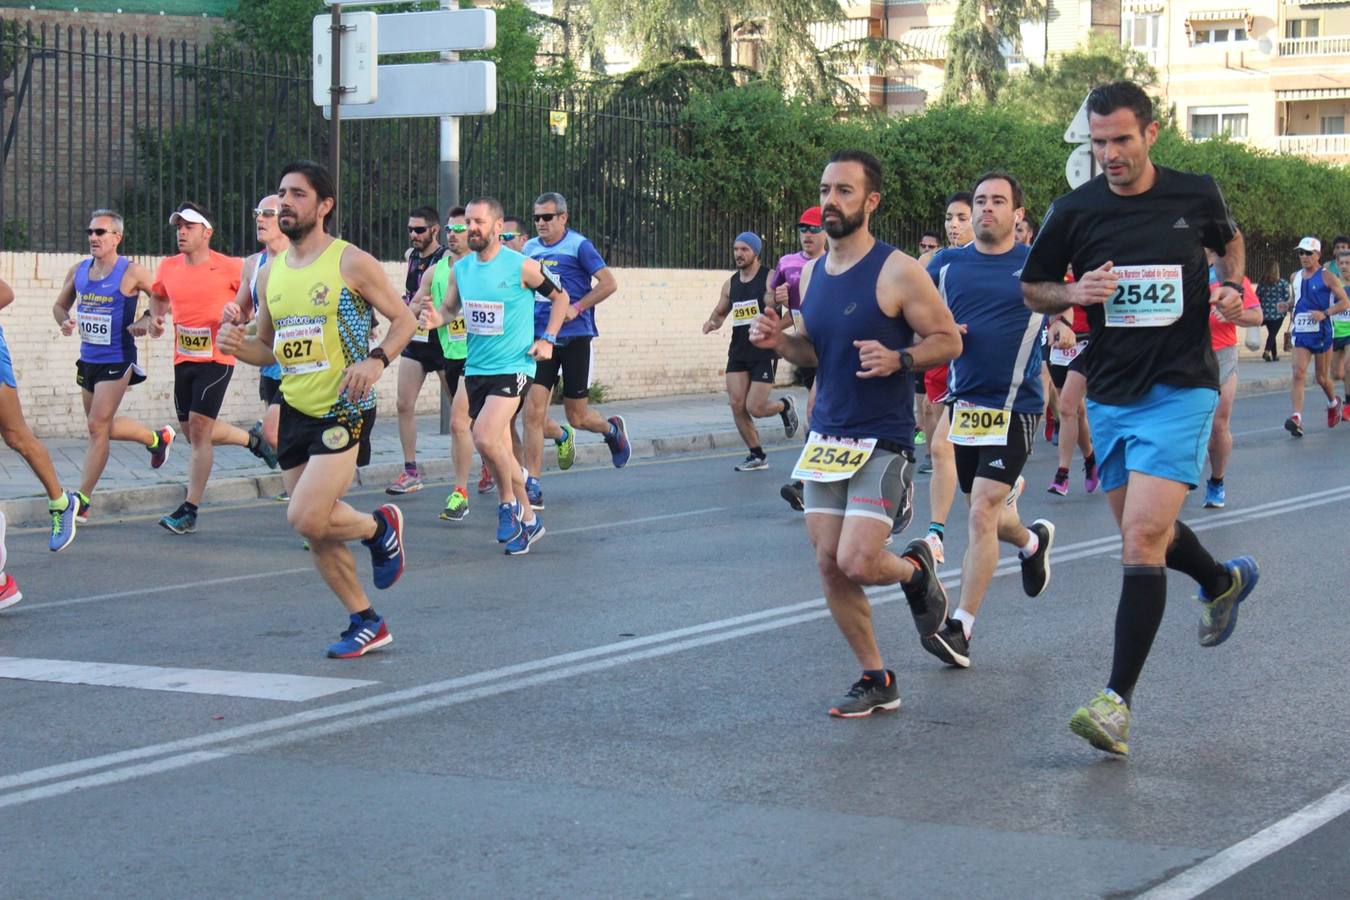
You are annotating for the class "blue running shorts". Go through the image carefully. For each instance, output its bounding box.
[0,325,16,388]
[1086,383,1218,493]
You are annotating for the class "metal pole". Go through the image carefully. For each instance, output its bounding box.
[437,1,459,434]
[329,3,343,235]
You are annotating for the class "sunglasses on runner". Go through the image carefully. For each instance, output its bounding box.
[499,232,519,242]
[1298,250,1315,256]
[796,224,824,234]
[533,213,558,223]
[446,224,468,233]
[85,228,116,236]
[254,209,278,219]
[407,225,431,235]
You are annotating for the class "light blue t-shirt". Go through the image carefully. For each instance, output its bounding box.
[454,246,538,378]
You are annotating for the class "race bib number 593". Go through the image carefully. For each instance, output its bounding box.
[464,300,504,335]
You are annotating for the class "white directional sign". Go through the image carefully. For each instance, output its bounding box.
[1064,94,1092,144]
[1065,143,1094,189]
[377,9,496,55]
[312,11,378,107]
[321,61,496,120]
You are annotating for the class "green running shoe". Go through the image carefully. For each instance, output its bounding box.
[439,487,469,521]
[1069,690,1130,756]
[1198,556,1259,648]
[555,424,576,471]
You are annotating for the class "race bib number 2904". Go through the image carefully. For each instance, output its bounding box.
[1105,264,1183,328]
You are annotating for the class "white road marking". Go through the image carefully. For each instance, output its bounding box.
[1137,778,1350,899]
[0,657,377,702]
[1,482,1346,814]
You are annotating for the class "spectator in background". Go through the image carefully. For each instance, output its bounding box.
[1256,259,1290,362]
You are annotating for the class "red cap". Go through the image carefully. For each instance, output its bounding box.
[798,206,822,227]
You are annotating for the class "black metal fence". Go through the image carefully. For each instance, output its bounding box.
[0,20,897,267]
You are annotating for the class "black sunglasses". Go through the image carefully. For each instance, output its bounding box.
[85,228,117,236]
[499,232,519,242]
[533,213,558,222]
[797,224,824,234]
[407,225,431,235]
[1298,250,1315,255]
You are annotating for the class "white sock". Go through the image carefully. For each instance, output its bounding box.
[1330,398,1340,408]
[1018,532,1039,558]
[953,608,975,639]
[1293,411,1302,420]
[522,514,537,527]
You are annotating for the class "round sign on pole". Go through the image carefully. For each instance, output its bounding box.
[1065,144,1094,189]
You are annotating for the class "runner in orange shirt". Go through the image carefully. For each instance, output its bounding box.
[149,201,275,534]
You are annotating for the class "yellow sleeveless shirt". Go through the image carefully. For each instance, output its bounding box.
[265,239,376,419]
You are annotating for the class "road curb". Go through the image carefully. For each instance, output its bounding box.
[0,427,804,528]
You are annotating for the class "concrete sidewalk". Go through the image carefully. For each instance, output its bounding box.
[0,361,1296,526]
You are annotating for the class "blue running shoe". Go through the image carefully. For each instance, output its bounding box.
[525,476,544,510]
[605,415,631,468]
[506,517,544,555]
[1203,480,1226,509]
[362,504,405,590]
[1198,556,1258,647]
[48,491,79,552]
[326,613,393,658]
[496,502,521,544]
[158,507,197,535]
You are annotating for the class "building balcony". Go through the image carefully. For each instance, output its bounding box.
[1277,35,1350,56]
[1275,133,1350,156]
[809,16,880,50]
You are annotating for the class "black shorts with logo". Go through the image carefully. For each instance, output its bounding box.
[173,361,234,422]
[726,353,777,384]
[465,372,532,420]
[76,359,146,391]
[532,336,592,399]
[950,408,1038,494]
[400,335,449,373]
[276,400,376,471]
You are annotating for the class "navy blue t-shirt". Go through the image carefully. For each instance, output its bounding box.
[928,242,1043,414]
[523,229,607,339]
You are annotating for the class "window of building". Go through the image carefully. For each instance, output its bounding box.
[1190,107,1249,139]
[1123,12,1163,56]
[1193,25,1248,43]
[1322,116,1346,135]
[1285,18,1320,39]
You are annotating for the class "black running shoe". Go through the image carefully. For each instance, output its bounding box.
[1020,518,1055,598]
[900,537,948,638]
[920,618,971,668]
[780,480,804,511]
[780,395,800,438]
[828,670,901,718]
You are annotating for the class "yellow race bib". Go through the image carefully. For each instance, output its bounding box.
[176,325,213,359]
[731,299,759,327]
[273,322,330,376]
[792,432,877,483]
[948,401,1011,447]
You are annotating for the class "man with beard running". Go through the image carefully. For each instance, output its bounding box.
[218,161,416,658]
[749,149,961,717]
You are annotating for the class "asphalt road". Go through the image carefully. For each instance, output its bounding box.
[1,388,1347,898]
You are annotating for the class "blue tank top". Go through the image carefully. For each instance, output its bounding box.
[454,246,538,377]
[74,256,137,364]
[801,240,916,449]
[253,252,283,380]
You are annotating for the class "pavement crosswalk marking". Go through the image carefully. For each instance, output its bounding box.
[0,657,377,702]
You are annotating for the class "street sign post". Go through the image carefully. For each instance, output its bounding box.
[1064,94,1097,190]
[320,61,495,120]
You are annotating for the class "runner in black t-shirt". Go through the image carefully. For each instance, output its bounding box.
[1021,81,1260,757]
[702,232,800,471]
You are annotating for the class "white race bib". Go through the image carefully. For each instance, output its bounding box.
[273,322,330,376]
[464,300,504,336]
[1293,312,1321,334]
[791,309,804,331]
[77,311,112,346]
[1105,264,1184,328]
[175,324,213,359]
[948,401,1012,447]
[1048,339,1086,367]
[731,299,759,328]
[1333,308,1350,323]
[791,432,877,483]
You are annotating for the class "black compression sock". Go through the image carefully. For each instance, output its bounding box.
[1165,520,1231,599]
[862,668,888,685]
[357,607,379,622]
[750,446,765,459]
[1106,565,1168,706]
[183,501,198,515]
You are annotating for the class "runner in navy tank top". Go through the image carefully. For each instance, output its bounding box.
[53,208,172,522]
[748,149,962,718]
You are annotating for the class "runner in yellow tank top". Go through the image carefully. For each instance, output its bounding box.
[218,161,418,660]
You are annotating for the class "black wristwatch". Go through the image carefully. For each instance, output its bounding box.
[899,350,914,373]
[369,347,390,368]
[1221,280,1242,292]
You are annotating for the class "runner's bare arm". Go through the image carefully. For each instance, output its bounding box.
[573,267,616,313]
[702,279,733,333]
[754,256,816,366]
[222,253,257,326]
[1324,269,1350,317]
[216,262,276,367]
[1209,230,1246,312]
[53,262,79,332]
[0,277,14,311]
[122,263,164,337]
[876,251,960,374]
